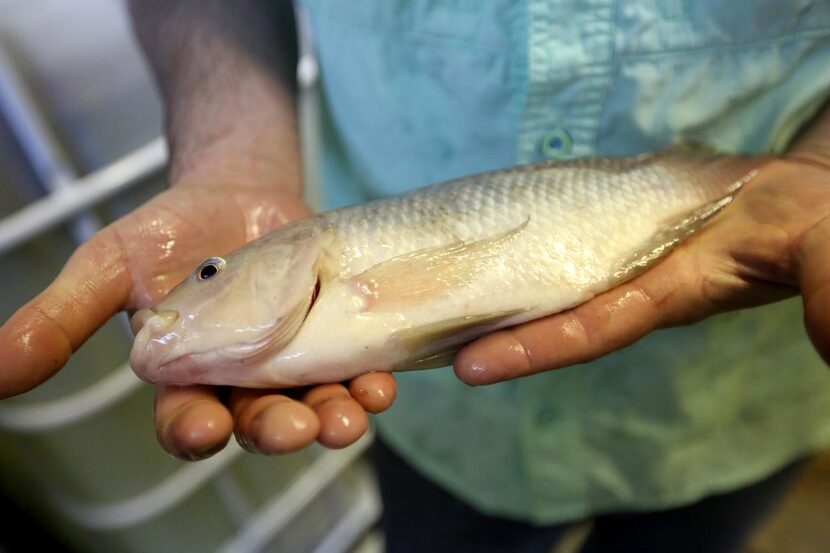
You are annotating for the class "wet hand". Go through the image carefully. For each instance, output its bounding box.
[455,130,830,385]
[0,181,396,459]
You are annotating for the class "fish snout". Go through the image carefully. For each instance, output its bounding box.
[130,308,179,335]
[129,308,181,382]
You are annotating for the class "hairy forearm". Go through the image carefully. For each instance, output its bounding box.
[128,0,301,194]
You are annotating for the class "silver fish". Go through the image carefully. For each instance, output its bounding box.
[130,147,761,387]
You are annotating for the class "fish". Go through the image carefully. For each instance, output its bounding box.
[129,146,762,388]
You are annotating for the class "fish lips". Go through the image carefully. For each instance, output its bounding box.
[130,322,273,385]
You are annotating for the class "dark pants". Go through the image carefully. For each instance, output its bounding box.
[373,439,802,553]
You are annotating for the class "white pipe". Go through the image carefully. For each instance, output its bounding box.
[0,47,76,191]
[47,442,245,530]
[294,2,320,90]
[0,46,101,243]
[0,363,142,433]
[23,427,372,535]
[216,433,373,553]
[294,1,324,213]
[311,465,381,553]
[213,471,255,528]
[0,137,167,256]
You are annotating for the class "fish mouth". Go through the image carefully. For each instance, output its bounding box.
[129,308,182,382]
[142,352,213,385]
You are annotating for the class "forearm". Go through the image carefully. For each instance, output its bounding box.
[128,0,301,195]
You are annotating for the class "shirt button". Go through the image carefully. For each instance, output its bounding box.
[540,128,573,159]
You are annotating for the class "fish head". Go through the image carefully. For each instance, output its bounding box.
[129,226,324,385]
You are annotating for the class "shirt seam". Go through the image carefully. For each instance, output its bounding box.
[592,0,623,153]
[617,27,830,61]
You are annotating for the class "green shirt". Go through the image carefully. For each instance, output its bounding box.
[300,0,830,522]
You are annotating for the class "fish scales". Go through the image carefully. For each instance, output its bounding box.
[129,147,762,387]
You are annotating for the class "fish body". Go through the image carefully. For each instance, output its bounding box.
[130,148,761,387]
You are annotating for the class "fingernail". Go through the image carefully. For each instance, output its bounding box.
[163,404,228,461]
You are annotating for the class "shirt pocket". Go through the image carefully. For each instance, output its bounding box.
[598,30,830,155]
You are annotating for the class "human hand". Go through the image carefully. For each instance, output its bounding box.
[0,180,396,460]
[454,124,830,385]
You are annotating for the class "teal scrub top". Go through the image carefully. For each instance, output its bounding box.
[300,0,830,523]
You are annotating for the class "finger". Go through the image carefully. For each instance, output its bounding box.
[0,227,131,398]
[155,385,234,460]
[303,384,369,449]
[348,373,397,414]
[229,389,319,455]
[454,252,704,386]
[797,215,830,364]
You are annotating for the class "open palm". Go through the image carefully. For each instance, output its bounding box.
[0,181,396,459]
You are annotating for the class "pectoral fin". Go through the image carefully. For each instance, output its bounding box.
[348,220,529,311]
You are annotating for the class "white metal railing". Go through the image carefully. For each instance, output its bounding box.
[216,433,374,553]
[48,442,246,530]
[42,436,376,541]
[0,137,166,256]
[0,363,141,432]
[295,0,324,213]
[0,45,104,247]
[311,461,382,553]
[0,4,380,550]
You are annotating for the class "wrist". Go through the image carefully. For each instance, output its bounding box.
[129,0,302,196]
[167,82,302,197]
[162,40,302,196]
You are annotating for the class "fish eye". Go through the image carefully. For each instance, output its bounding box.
[196,257,226,281]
